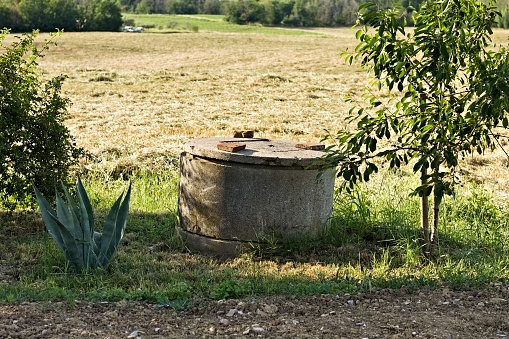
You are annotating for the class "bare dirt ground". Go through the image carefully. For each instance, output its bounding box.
[2,285,509,338]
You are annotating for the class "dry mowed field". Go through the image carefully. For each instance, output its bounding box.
[36,29,362,168]
[27,28,509,191]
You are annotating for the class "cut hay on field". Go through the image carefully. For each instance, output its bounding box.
[26,29,509,196]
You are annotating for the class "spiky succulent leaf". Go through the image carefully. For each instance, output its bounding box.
[76,176,95,266]
[99,181,131,268]
[46,211,86,268]
[55,191,80,239]
[60,180,88,262]
[60,180,82,231]
[76,176,94,236]
[33,184,66,252]
[93,231,102,257]
[35,178,130,270]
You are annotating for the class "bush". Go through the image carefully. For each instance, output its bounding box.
[167,0,199,14]
[202,0,224,14]
[226,0,267,24]
[0,29,84,208]
[82,0,123,32]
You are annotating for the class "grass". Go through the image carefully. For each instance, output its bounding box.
[2,20,509,305]
[121,13,325,35]
[2,169,509,305]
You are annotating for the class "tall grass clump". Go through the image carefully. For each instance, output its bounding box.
[83,168,180,245]
[329,170,421,245]
[328,168,509,277]
[440,185,509,257]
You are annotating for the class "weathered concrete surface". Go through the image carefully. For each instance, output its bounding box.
[177,137,336,257]
[182,137,329,167]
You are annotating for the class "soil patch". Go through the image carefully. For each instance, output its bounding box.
[1,286,508,338]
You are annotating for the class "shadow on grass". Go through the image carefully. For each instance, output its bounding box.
[0,206,507,306]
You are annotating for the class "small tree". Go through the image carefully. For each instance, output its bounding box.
[81,0,123,32]
[0,29,83,208]
[324,0,509,257]
[225,0,268,25]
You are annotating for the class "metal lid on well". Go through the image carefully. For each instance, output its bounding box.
[183,137,327,167]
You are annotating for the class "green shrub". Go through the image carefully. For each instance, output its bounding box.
[226,0,268,25]
[122,18,135,26]
[0,29,84,208]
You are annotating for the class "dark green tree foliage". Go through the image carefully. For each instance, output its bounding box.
[324,0,509,256]
[18,0,52,31]
[226,0,267,24]
[0,1,23,32]
[225,0,360,26]
[135,0,155,13]
[119,0,139,12]
[268,0,295,24]
[167,0,200,14]
[81,0,123,31]
[17,0,80,32]
[0,29,83,208]
[203,0,223,14]
[47,0,81,32]
[0,0,122,32]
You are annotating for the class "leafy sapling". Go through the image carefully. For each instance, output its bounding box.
[324,0,509,257]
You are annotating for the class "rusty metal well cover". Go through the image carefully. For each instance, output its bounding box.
[183,137,327,167]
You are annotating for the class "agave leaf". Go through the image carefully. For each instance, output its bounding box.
[60,180,88,265]
[33,184,66,252]
[99,181,131,268]
[47,211,86,269]
[98,195,122,267]
[76,176,94,237]
[60,180,82,232]
[92,232,102,269]
[76,176,95,265]
[55,191,81,240]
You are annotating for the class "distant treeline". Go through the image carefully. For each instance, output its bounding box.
[123,0,422,27]
[2,0,509,32]
[125,0,509,28]
[0,0,123,32]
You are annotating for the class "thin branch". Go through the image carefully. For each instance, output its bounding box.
[488,127,509,161]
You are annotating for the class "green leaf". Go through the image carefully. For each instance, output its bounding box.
[47,211,85,269]
[55,191,80,240]
[342,170,352,181]
[413,156,429,172]
[76,176,95,267]
[369,138,377,152]
[33,184,65,252]
[358,2,376,11]
[61,180,80,223]
[384,126,391,139]
[99,181,131,269]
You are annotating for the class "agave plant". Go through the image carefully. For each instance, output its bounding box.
[33,177,131,270]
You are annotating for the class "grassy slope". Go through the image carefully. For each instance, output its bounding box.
[1,16,509,304]
[121,13,323,35]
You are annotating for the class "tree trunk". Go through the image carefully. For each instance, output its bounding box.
[430,190,439,256]
[420,166,431,257]
[431,167,440,257]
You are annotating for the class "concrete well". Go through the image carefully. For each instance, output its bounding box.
[177,137,335,258]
